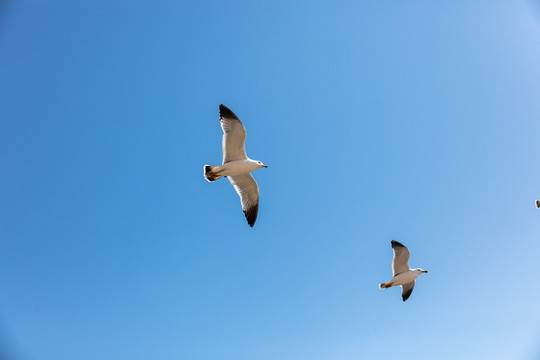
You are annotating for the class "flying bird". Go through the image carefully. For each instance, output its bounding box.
[204,105,268,227]
[536,200,540,209]
[379,240,428,301]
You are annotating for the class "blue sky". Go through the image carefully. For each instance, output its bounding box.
[1,1,540,359]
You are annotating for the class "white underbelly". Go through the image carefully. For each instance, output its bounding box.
[392,271,418,286]
[219,160,254,176]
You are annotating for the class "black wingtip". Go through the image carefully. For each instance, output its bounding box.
[402,291,412,302]
[219,104,239,120]
[401,283,414,301]
[244,204,259,227]
[391,240,406,248]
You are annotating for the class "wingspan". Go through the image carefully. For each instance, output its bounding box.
[228,173,259,227]
[391,240,411,276]
[220,104,247,163]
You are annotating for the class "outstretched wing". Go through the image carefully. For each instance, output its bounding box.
[391,240,410,276]
[220,104,247,163]
[228,173,259,227]
[401,281,415,302]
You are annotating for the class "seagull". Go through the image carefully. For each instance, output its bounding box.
[536,200,540,209]
[379,240,428,301]
[204,105,268,227]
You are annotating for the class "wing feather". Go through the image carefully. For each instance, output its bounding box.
[401,281,415,301]
[391,240,411,276]
[228,173,259,227]
[220,104,247,163]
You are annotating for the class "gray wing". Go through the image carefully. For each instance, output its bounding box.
[220,104,247,163]
[228,173,259,227]
[401,281,415,302]
[391,240,410,276]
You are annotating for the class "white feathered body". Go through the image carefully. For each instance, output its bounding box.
[381,269,424,288]
[214,159,262,177]
[391,271,421,286]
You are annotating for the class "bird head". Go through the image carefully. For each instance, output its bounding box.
[415,268,428,274]
[257,161,268,168]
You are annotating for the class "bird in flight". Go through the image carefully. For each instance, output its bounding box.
[204,105,268,227]
[379,240,428,301]
[536,200,540,209]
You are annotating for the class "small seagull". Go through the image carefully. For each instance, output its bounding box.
[204,105,268,227]
[379,240,428,301]
[536,200,540,209]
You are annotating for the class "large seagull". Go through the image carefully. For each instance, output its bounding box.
[204,105,268,227]
[379,240,428,301]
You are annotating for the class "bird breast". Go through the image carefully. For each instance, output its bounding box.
[220,160,259,176]
[392,271,421,286]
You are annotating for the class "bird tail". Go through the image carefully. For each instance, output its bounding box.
[379,282,390,289]
[204,165,222,182]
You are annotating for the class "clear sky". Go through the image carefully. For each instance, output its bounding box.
[1,1,540,359]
